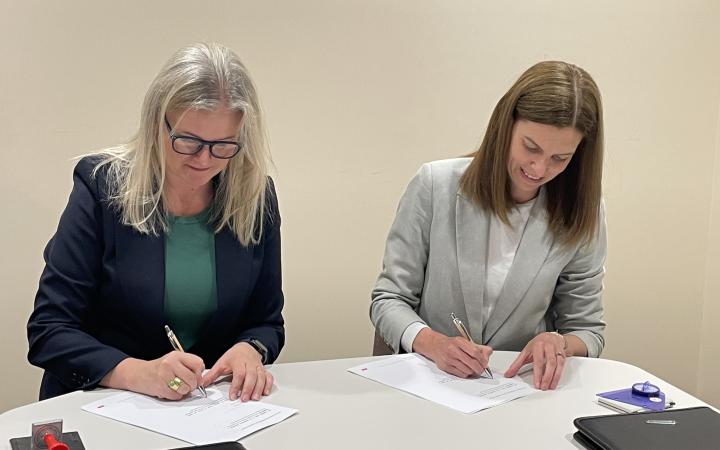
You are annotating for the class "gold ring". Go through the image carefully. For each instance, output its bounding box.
[168,376,184,391]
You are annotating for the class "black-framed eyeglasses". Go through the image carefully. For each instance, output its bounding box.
[164,116,242,159]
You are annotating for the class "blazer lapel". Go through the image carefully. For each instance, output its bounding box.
[192,227,254,353]
[455,192,490,342]
[214,227,253,318]
[115,222,165,335]
[482,189,553,344]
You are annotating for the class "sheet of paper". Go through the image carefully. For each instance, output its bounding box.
[348,353,536,413]
[81,386,297,445]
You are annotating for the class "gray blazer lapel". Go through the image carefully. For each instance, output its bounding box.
[483,190,553,344]
[455,192,489,342]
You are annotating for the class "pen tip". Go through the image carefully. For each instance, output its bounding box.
[164,325,170,332]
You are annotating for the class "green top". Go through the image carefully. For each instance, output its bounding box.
[164,208,217,349]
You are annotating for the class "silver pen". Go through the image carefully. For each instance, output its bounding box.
[164,325,208,398]
[450,313,493,379]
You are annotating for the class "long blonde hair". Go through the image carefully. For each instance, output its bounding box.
[91,42,272,245]
[459,61,604,247]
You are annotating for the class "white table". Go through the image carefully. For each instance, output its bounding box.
[0,352,711,449]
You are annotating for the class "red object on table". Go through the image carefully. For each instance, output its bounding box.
[43,434,69,450]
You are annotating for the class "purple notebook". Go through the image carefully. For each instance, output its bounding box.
[597,387,666,411]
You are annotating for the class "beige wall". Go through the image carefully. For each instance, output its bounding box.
[1,0,719,412]
[699,100,720,405]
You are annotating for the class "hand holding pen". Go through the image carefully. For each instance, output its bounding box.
[411,315,494,379]
[165,325,208,398]
[450,313,493,379]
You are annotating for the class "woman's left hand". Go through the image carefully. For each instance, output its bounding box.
[201,342,274,401]
[504,332,567,390]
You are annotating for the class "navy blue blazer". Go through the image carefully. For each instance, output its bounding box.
[27,157,285,400]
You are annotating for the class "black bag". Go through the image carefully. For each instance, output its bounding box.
[574,406,720,450]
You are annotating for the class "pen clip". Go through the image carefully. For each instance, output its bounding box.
[165,325,185,352]
[450,313,474,343]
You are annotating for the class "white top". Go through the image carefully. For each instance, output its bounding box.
[401,200,535,351]
[401,321,428,352]
[482,199,535,325]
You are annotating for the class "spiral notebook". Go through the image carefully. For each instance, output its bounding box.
[573,406,720,450]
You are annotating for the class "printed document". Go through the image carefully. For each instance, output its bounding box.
[82,387,297,445]
[348,353,535,413]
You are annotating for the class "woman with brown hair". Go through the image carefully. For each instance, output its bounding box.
[371,61,606,391]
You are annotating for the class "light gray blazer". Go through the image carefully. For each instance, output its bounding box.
[370,158,606,357]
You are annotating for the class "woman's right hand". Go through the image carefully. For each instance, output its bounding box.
[412,328,493,378]
[101,352,205,400]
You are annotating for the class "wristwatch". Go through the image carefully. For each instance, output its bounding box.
[243,338,268,364]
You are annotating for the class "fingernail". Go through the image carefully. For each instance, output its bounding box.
[253,394,260,401]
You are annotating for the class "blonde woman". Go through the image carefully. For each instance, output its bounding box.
[28,43,284,402]
[371,61,606,391]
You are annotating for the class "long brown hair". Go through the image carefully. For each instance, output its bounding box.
[459,61,604,247]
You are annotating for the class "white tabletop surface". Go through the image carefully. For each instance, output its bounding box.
[0,352,711,449]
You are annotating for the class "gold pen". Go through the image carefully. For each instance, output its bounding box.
[450,313,493,379]
[164,325,208,398]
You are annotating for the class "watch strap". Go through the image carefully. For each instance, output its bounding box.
[243,338,268,364]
